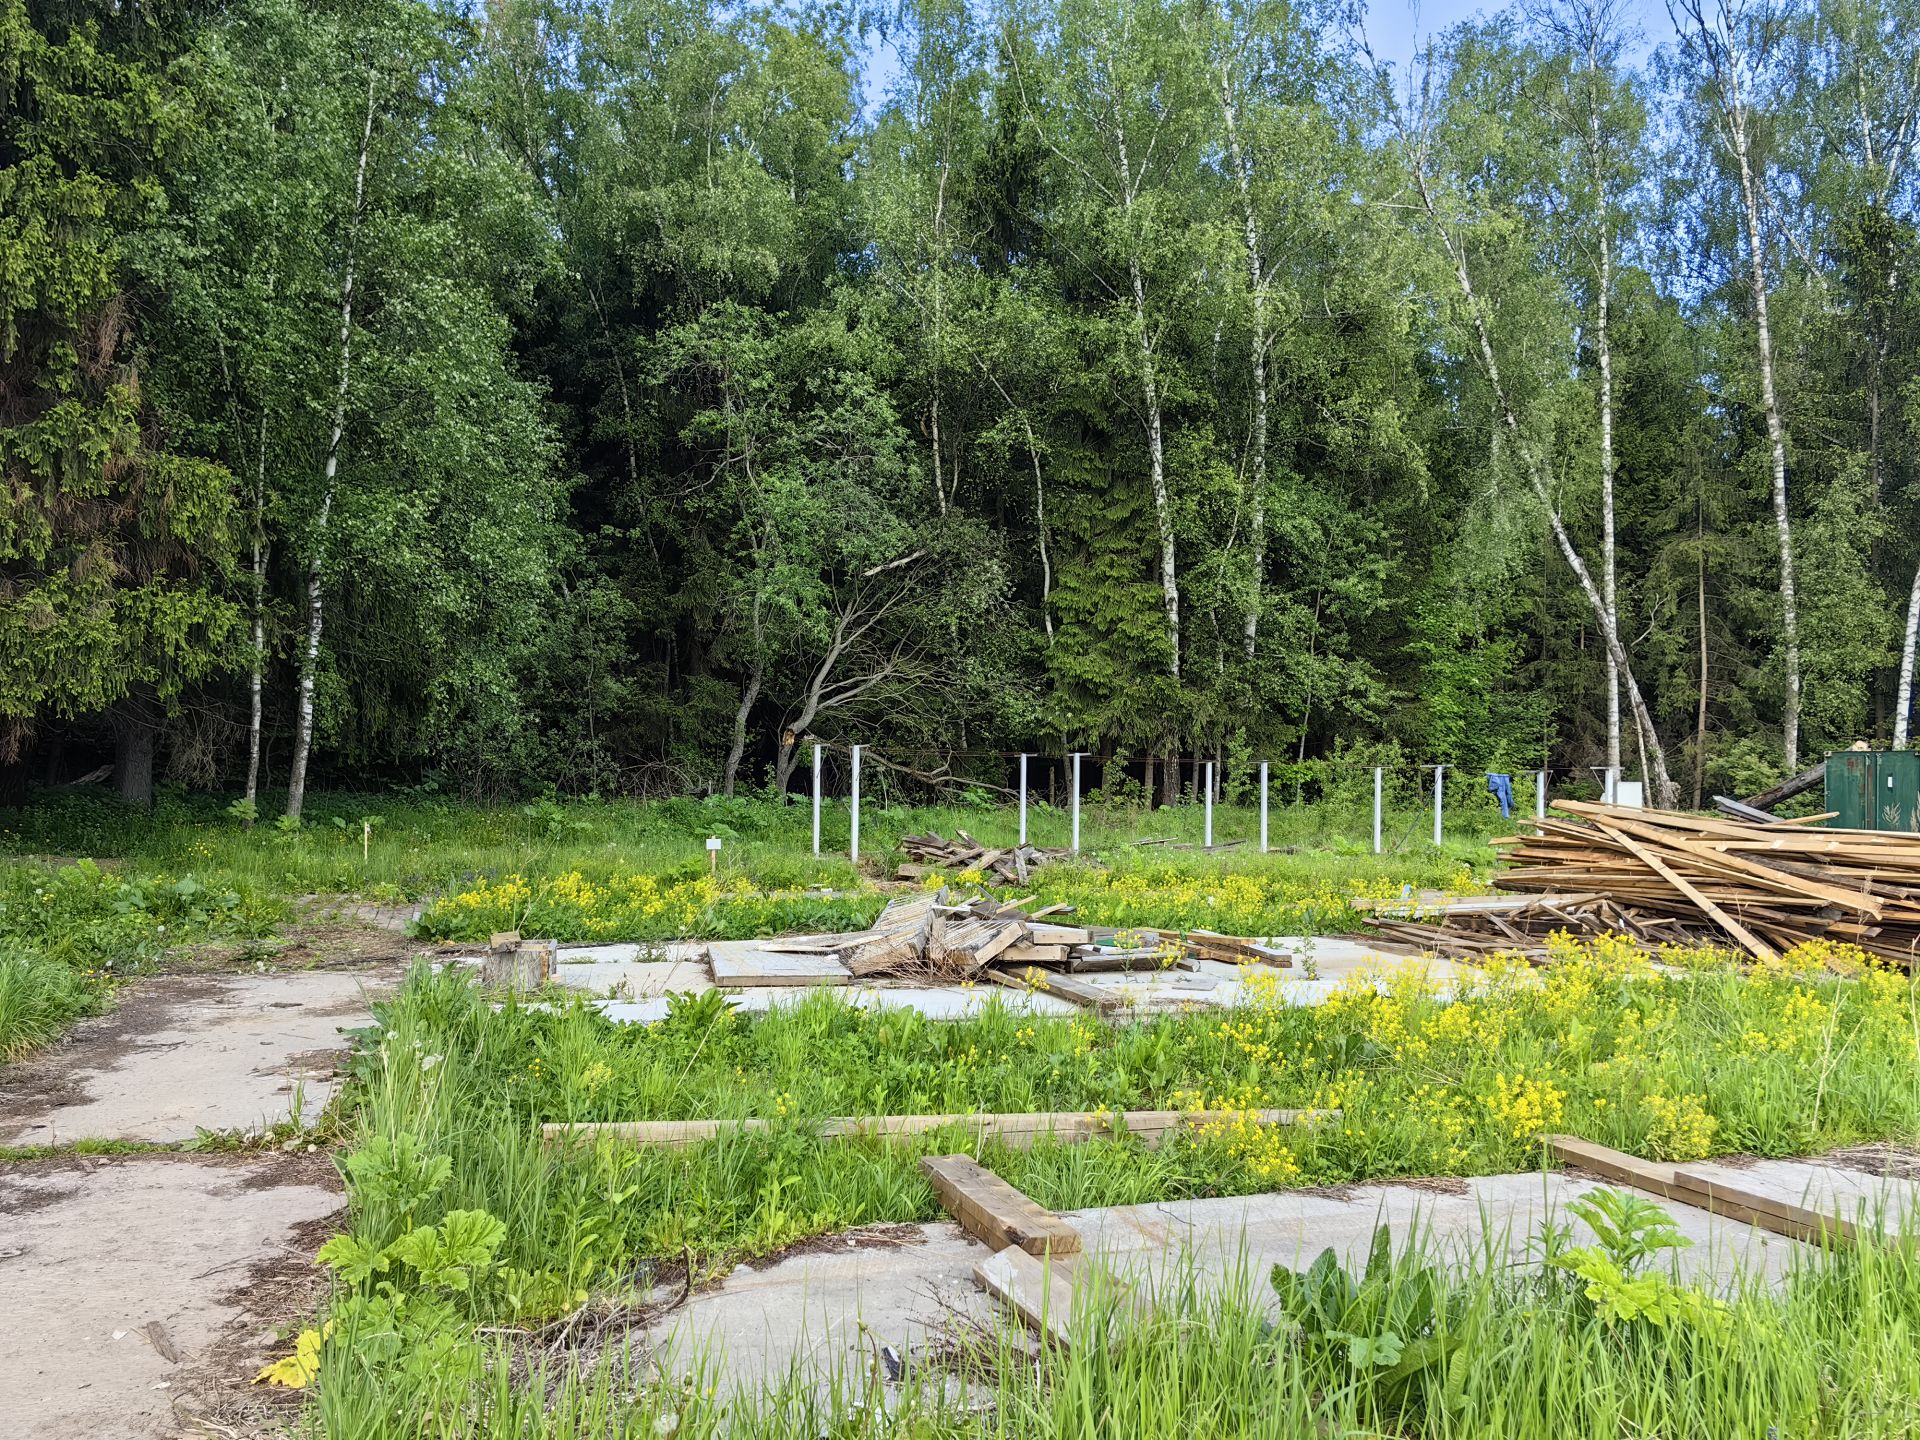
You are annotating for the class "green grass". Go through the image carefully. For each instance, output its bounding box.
[0,947,105,1060]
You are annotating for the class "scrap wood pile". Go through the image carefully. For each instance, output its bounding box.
[1364,800,1920,967]
[896,831,1070,885]
[765,887,1290,985]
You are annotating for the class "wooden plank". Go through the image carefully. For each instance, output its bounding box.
[975,1246,1076,1349]
[706,941,852,987]
[542,1106,1338,1150]
[1590,820,1782,963]
[1029,923,1094,946]
[921,1153,1082,1257]
[1546,1136,1855,1244]
[1741,760,1828,812]
[987,965,1128,1014]
[999,943,1072,964]
[1670,1170,1858,1245]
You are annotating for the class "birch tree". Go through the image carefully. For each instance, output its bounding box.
[1674,0,1804,769]
[1395,35,1680,804]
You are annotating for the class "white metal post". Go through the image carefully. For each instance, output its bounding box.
[1373,767,1383,855]
[1605,765,1620,805]
[1070,752,1083,853]
[1018,753,1029,845]
[1259,761,1269,853]
[811,743,822,856]
[849,745,862,862]
[1536,767,1547,821]
[1203,761,1214,847]
[1433,765,1445,846]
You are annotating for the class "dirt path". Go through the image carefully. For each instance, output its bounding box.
[0,946,403,1438]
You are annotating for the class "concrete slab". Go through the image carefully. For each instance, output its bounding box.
[551,959,708,1001]
[0,1153,345,1440]
[0,968,391,1145]
[645,1158,1859,1391]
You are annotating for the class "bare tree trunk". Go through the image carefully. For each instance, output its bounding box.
[287,71,376,824]
[114,699,157,809]
[1220,64,1268,660]
[244,414,267,827]
[1596,228,1622,782]
[723,664,762,796]
[1022,415,1053,641]
[1410,158,1678,807]
[1896,557,1920,749]
[1695,537,1710,805]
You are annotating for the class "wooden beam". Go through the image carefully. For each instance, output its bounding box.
[921,1153,1081,1257]
[1740,760,1828,813]
[541,1106,1336,1150]
[987,965,1128,1014]
[1545,1135,1855,1244]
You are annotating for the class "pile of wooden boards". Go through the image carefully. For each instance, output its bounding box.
[897,830,1070,885]
[1366,801,1920,967]
[758,887,1290,1004]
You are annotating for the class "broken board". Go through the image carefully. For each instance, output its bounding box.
[975,1245,1077,1349]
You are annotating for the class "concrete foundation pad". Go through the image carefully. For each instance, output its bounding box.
[643,1152,1920,1392]
[0,968,391,1146]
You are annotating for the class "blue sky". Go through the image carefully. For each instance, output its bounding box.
[857,0,1673,113]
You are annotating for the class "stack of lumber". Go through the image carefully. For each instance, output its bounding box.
[1358,893,1647,962]
[1370,801,1920,967]
[896,830,1070,884]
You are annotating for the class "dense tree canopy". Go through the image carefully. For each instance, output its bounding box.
[4,0,1918,808]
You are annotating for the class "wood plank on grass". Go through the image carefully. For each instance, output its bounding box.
[541,1106,1337,1150]
[921,1153,1081,1257]
[974,1245,1076,1349]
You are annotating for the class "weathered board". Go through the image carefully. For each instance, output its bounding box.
[975,1245,1076,1349]
[706,941,851,987]
[921,1153,1082,1257]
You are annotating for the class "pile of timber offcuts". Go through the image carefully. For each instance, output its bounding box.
[896,831,1070,884]
[762,889,1292,983]
[1360,801,1920,968]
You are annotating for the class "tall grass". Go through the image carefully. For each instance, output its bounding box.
[0,947,102,1060]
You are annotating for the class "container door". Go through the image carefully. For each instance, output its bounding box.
[1825,751,1875,829]
[1871,752,1920,833]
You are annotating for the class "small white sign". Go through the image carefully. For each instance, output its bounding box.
[706,836,723,851]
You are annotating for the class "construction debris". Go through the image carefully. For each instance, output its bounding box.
[758,887,1288,997]
[897,830,1070,885]
[1366,801,1920,967]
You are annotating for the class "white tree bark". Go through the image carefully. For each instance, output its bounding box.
[1682,0,1801,769]
[1220,62,1268,660]
[286,72,376,823]
[244,413,267,827]
[1105,61,1180,678]
[1595,210,1621,783]
[1410,155,1679,806]
[1896,558,1920,749]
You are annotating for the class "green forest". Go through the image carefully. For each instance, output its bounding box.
[5,0,1918,815]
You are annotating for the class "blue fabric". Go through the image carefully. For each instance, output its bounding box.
[1486,772,1514,819]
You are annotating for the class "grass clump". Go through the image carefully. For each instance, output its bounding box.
[0,947,103,1060]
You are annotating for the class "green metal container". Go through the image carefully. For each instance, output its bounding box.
[1825,750,1920,832]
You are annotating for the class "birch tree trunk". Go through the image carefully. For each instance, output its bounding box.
[1220,64,1267,660]
[1410,160,1678,807]
[1684,1,1803,770]
[1695,538,1710,805]
[243,414,267,828]
[1596,227,1621,781]
[1023,415,1054,642]
[1734,130,1802,771]
[286,71,376,824]
[1896,558,1920,749]
[1109,88,1180,678]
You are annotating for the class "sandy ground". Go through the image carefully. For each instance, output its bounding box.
[0,942,403,1439]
